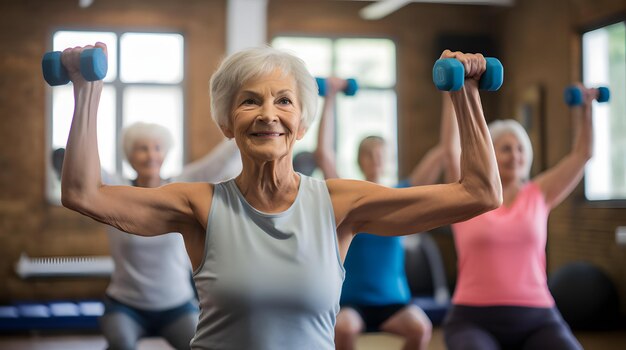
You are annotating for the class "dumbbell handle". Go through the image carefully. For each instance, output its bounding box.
[433,57,503,91]
[42,48,107,86]
[316,77,358,97]
[564,86,610,106]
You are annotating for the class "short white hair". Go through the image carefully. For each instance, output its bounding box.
[488,119,534,179]
[209,46,318,136]
[121,122,174,160]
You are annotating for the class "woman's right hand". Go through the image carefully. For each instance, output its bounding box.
[439,49,487,87]
[579,84,597,108]
[61,42,108,86]
[325,77,348,96]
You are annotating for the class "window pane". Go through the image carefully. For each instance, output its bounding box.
[122,86,184,179]
[120,33,184,83]
[335,38,396,88]
[583,22,626,200]
[48,86,116,203]
[336,90,398,185]
[53,31,117,82]
[272,37,333,77]
[52,85,117,173]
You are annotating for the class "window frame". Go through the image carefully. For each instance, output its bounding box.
[577,17,626,207]
[270,33,400,184]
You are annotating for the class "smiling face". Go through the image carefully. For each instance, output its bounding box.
[222,69,306,163]
[127,137,166,180]
[494,132,527,184]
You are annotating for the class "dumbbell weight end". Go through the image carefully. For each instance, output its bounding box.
[42,48,107,86]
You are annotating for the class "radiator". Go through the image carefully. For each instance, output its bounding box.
[15,253,113,278]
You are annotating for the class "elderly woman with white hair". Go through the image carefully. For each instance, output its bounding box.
[439,88,595,349]
[94,122,240,350]
[59,43,500,350]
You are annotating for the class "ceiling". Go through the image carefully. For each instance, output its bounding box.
[343,0,515,20]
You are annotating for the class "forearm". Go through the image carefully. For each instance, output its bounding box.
[441,92,461,182]
[408,146,444,186]
[572,104,593,161]
[314,92,339,179]
[449,83,501,208]
[61,81,104,208]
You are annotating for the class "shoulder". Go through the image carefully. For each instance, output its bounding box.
[522,181,544,200]
[516,181,549,213]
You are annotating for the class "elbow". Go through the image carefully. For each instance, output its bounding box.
[480,182,503,212]
[464,178,502,214]
[61,188,83,212]
[471,190,501,216]
[61,186,95,214]
[485,190,502,211]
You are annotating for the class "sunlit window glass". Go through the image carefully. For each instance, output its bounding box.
[272,36,398,184]
[583,22,626,200]
[120,33,184,83]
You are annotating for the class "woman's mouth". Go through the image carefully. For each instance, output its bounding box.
[250,132,285,137]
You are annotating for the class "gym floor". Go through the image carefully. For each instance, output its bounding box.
[1,328,626,350]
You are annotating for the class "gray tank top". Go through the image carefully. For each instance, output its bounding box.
[191,175,344,350]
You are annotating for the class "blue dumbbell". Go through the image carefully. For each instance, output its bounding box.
[432,57,503,91]
[564,86,610,106]
[42,48,108,86]
[316,77,359,97]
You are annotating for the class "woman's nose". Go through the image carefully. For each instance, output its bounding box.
[257,102,278,123]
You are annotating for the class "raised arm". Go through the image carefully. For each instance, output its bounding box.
[441,91,462,183]
[405,146,445,186]
[175,139,242,183]
[313,77,346,179]
[60,43,207,240]
[330,51,502,242]
[533,84,594,209]
[406,91,459,186]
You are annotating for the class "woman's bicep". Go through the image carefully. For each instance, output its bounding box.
[343,182,489,236]
[81,183,203,237]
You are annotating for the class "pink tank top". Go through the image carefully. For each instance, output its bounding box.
[452,182,554,307]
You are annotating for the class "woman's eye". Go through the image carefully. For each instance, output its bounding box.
[277,97,292,105]
[242,98,256,105]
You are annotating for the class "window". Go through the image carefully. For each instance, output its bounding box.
[272,37,398,185]
[582,21,626,201]
[47,30,184,203]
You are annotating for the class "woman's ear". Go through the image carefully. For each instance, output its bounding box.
[296,125,307,140]
[220,124,235,139]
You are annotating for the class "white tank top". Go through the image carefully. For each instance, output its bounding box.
[104,175,195,310]
[191,175,344,350]
[103,142,242,311]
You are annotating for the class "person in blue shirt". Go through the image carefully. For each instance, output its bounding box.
[315,77,454,350]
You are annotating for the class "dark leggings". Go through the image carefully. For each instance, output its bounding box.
[443,305,583,350]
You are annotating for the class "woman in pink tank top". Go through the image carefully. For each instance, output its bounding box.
[440,85,598,350]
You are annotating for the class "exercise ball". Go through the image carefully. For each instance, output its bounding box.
[548,261,620,330]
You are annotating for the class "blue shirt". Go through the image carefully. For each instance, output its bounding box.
[340,180,411,306]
